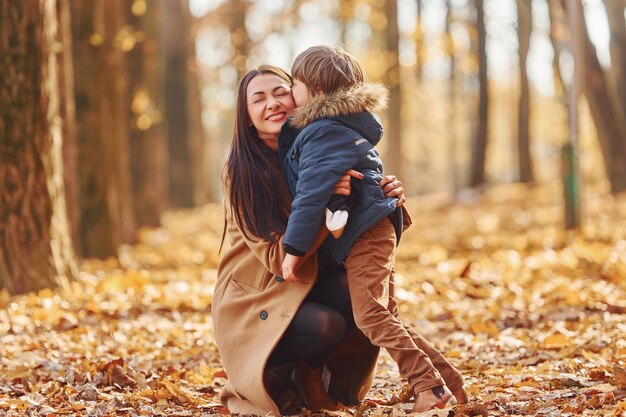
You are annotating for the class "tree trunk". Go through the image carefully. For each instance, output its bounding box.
[415,0,424,82]
[228,0,250,82]
[338,0,354,46]
[547,0,567,96]
[100,2,136,244]
[162,0,204,207]
[187,17,210,205]
[445,0,460,192]
[127,0,167,226]
[71,0,136,257]
[470,0,489,186]
[383,0,403,181]
[603,0,626,128]
[0,0,77,294]
[516,0,534,182]
[582,24,626,192]
[57,0,81,256]
[562,0,626,193]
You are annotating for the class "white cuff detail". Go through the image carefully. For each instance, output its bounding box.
[325,208,348,239]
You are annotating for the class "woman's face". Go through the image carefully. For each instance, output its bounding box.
[246,73,295,151]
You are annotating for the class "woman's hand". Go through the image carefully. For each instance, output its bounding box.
[333,169,364,196]
[380,175,406,207]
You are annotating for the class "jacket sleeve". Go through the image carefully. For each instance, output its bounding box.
[225,204,287,278]
[283,124,360,254]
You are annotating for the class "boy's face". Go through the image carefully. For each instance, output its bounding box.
[292,79,314,107]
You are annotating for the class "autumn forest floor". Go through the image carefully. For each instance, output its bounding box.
[1,183,625,416]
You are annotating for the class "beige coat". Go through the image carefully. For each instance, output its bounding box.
[213,205,380,416]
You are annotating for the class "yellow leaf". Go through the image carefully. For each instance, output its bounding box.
[470,320,500,338]
[445,350,461,358]
[514,378,540,387]
[612,365,626,388]
[581,349,602,363]
[96,269,149,293]
[612,401,626,417]
[542,333,572,350]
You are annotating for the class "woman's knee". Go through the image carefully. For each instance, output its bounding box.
[302,304,347,350]
[318,308,347,339]
[314,271,353,321]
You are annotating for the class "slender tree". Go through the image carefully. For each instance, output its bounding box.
[1,0,77,294]
[187,21,210,205]
[338,0,354,46]
[70,0,136,257]
[603,0,626,127]
[162,0,207,207]
[415,0,425,82]
[57,0,81,254]
[516,0,534,182]
[547,0,567,96]
[445,0,460,192]
[470,0,489,186]
[563,0,584,229]
[383,0,403,180]
[127,0,167,226]
[559,0,626,193]
[228,0,250,82]
[162,0,194,208]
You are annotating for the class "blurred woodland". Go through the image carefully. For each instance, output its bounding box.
[1,0,626,416]
[2,0,626,292]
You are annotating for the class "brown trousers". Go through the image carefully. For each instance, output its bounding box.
[344,217,464,394]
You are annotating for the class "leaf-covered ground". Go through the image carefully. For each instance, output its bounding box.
[1,183,625,416]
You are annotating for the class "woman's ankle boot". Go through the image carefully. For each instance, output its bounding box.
[293,363,337,411]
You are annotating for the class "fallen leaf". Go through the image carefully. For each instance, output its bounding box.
[541,332,573,350]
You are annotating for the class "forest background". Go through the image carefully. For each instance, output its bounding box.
[1,0,626,416]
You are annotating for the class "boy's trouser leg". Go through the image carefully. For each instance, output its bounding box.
[344,218,445,394]
[387,272,464,392]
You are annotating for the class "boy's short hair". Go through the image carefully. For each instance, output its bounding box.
[291,45,364,95]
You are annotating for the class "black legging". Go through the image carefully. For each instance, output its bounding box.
[268,267,353,369]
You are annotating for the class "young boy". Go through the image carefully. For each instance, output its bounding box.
[278,45,467,412]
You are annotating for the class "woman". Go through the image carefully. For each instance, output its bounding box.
[212,65,408,416]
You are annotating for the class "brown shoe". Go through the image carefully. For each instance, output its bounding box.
[293,363,338,411]
[412,385,452,413]
[452,386,469,405]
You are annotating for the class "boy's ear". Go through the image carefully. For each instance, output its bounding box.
[315,87,324,96]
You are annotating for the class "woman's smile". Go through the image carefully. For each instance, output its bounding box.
[246,73,296,145]
[266,111,287,122]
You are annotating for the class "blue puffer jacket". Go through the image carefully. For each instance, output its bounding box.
[278,83,404,264]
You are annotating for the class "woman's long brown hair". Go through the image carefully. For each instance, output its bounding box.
[223,65,293,243]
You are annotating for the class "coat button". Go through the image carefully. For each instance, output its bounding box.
[275,276,284,282]
[260,310,268,320]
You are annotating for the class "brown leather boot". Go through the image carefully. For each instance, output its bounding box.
[293,363,338,411]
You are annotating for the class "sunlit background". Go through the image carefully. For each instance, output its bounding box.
[187,0,616,199]
[191,0,610,90]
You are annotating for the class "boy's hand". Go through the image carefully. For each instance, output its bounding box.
[282,254,301,282]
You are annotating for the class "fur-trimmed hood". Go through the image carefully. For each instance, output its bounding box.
[289,83,389,129]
